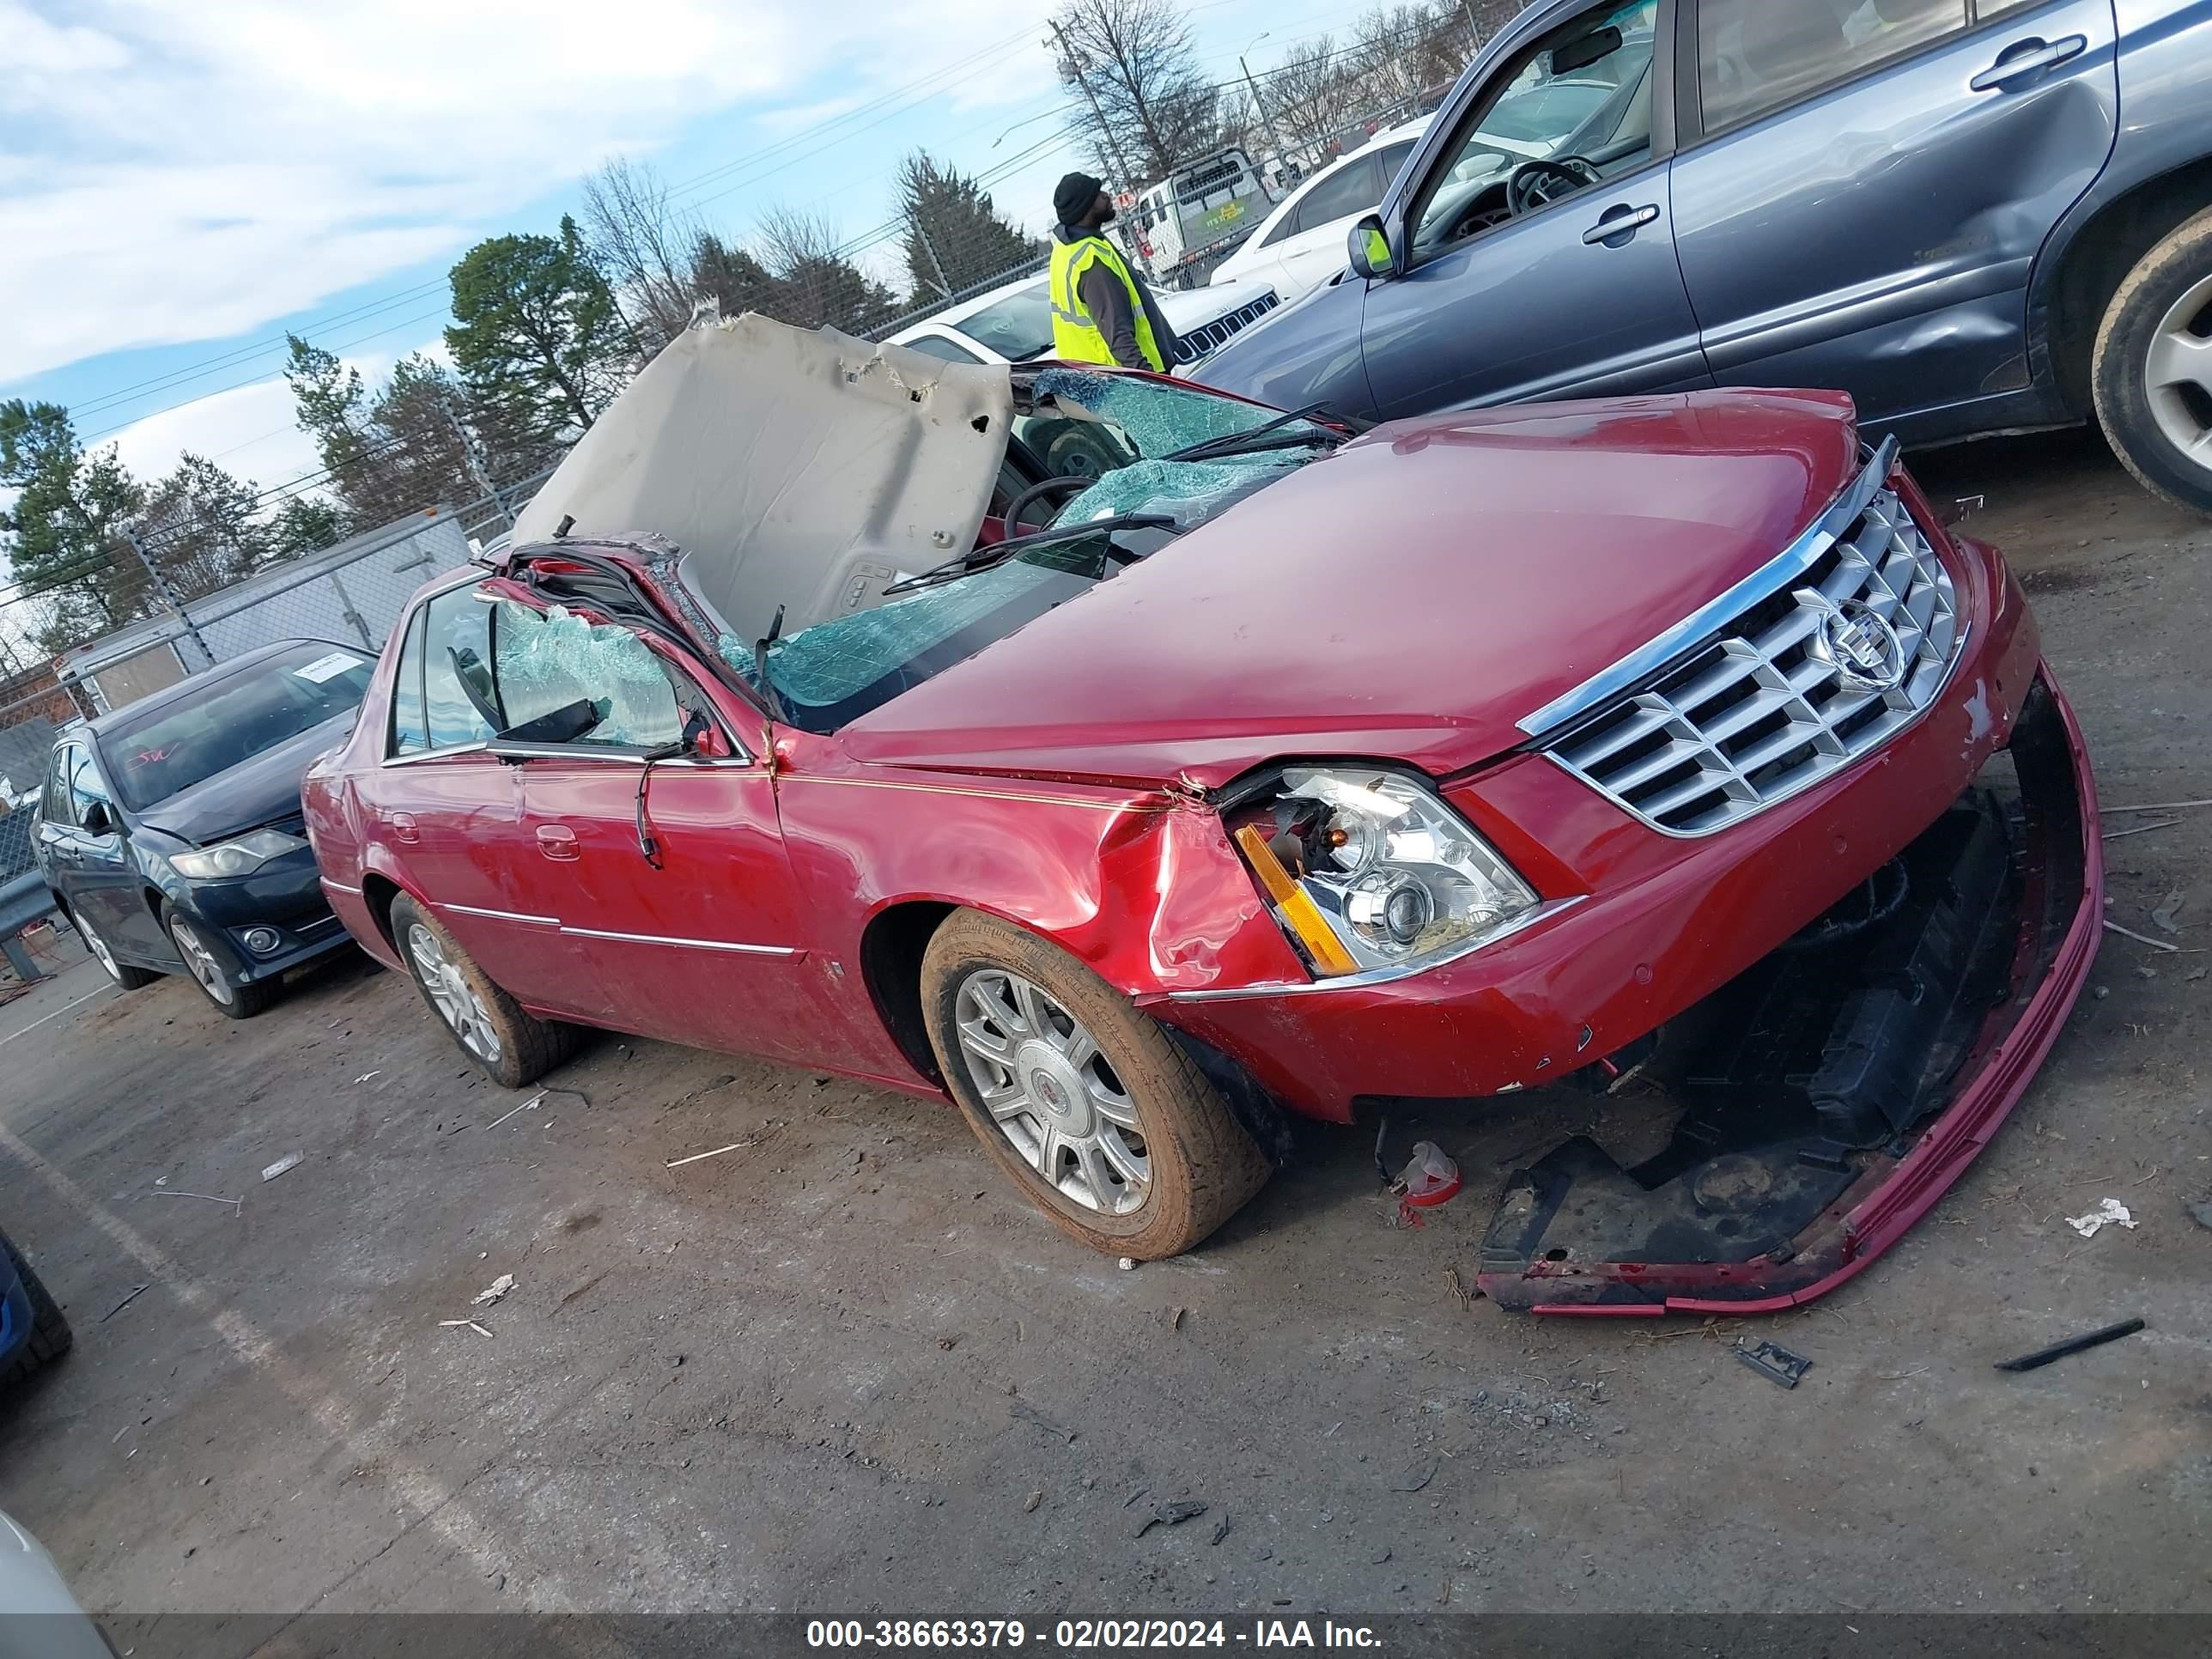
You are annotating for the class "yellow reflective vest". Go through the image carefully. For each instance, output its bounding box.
[1048,233,1166,372]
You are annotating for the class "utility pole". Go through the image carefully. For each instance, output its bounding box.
[915,225,955,301]
[1048,21,1136,188]
[120,527,216,671]
[442,398,514,532]
[1238,55,1291,180]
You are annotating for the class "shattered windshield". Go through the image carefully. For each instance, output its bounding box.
[727,373,1334,732]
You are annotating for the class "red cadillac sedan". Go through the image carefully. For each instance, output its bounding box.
[302,318,2100,1314]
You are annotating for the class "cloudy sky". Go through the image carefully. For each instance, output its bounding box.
[3,0,1359,502]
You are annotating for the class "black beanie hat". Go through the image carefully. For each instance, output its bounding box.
[1054,172,1105,224]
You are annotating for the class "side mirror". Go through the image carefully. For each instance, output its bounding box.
[1347,216,1395,280]
[81,800,113,837]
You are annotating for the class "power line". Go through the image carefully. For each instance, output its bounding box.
[77,305,454,446]
[67,277,453,422]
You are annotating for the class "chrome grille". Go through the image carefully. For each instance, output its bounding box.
[1171,291,1280,363]
[1543,478,1961,837]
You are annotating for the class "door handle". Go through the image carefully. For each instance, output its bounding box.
[1970,34,2087,92]
[1583,204,1660,246]
[389,811,420,845]
[536,824,580,860]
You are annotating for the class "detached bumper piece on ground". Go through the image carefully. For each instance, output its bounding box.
[1480,674,2101,1314]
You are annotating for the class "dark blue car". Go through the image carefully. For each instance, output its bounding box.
[32,639,374,1018]
[1195,0,2212,514]
[0,1229,70,1388]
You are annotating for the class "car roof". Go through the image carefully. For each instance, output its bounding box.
[899,273,1049,334]
[1352,117,1431,155]
[76,637,362,739]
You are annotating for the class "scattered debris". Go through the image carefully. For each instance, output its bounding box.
[1370,1547,1393,1565]
[1170,1306,1186,1331]
[1389,1459,1437,1493]
[2066,1197,2137,1237]
[2103,919,2182,953]
[259,1151,304,1182]
[155,1190,240,1214]
[1117,1256,1136,1271]
[2185,1200,2212,1231]
[1735,1340,1814,1389]
[1133,1499,1207,1538]
[1209,1514,1232,1546]
[1009,1400,1075,1443]
[1023,1491,1042,1513]
[2105,797,2212,815]
[2100,818,2181,842]
[1994,1317,2145,1373]
[1443,1266,1474,1310]
[100,1285,149,1323]
[1389,1140,1462,1224]
[665,1140,755,1168]
[557,1273,605,1309]
[354,1071,380,1085]
[472,1273,516,1307]
[438,1319,494,1337]
[486,1092,547,1131]
[2151,890,2189,935]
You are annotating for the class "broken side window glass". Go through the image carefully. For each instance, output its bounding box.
[422,586,496,751]
[492,602,683,749]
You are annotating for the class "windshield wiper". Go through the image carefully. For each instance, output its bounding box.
[880,514,1181,597]
[1163,402,1357,465]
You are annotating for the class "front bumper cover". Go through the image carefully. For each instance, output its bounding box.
[1477,666,2100,1314]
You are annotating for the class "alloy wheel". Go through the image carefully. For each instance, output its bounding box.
[2145,269,2212,471]
[168,918,234,1007]
[79,915,121,981]
[951,968,1150,1215]
[406,922,503,1065]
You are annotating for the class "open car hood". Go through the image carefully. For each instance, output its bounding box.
[514,314,1014,640]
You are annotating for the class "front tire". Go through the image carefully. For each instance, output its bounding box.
[0,1230,72,1388]
[388,894,579,1088]
[2093,206,2212,515]
[164,906,276,1019]
[920,909,1270,1260]
[70,906,156,990]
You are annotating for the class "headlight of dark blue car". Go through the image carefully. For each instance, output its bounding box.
[167,829,307,881]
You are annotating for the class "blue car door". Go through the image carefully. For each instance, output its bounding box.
[1358,0,1713,420]
[1668,0,2119,442]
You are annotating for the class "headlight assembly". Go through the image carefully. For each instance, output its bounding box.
[169,828,307,881]
[1229,766,1538,980]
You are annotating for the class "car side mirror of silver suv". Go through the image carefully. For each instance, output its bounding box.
[1347,215,1395,281]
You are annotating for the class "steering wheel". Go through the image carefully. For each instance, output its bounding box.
[1506,157,1603,217]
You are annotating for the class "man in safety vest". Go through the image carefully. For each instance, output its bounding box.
[1048,173,1182,373]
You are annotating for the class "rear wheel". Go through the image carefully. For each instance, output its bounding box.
[164,906,276,1020]
[920,909,1270,1260]
[388,894,579,1088]
[70,907,155,990]
[2094,206,2212,515]
[0,1231,72,1388]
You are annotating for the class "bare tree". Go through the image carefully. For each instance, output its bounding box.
[1262,36,1370,154]
[755,209,902,334]
[579,158,703,355]
[1050,0,1221,185]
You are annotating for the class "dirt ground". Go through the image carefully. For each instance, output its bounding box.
[0,427,2206,1633]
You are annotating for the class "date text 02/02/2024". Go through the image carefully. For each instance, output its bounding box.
[804,1620,1382,1649]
